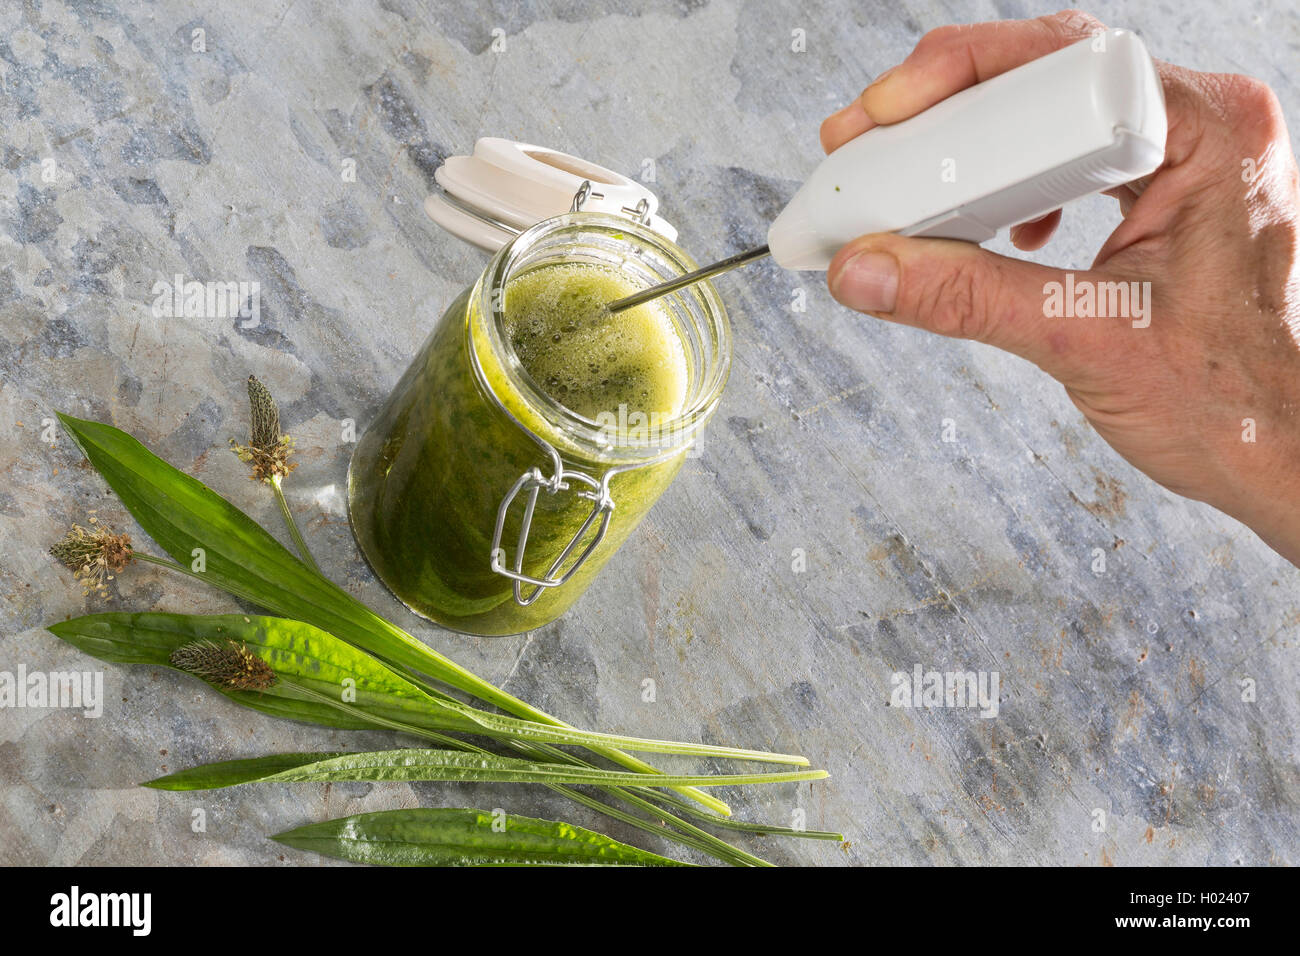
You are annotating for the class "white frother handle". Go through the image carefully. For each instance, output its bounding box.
[767,28,1167,270]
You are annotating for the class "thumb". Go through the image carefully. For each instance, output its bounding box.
[827,233,1107,382]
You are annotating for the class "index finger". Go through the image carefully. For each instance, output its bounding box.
[820,10,1107,154]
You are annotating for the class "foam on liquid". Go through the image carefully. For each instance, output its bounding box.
[503,262,689,422]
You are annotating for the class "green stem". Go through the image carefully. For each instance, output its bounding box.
[546,784,766,867]
[514,738,841,840]
[283,679,764,866]
[392,666,812,858]
[640,789,844,841]
[363,614,734,815]
[392,681,769,868]
[421,694,809,764]
[278,680,822,787]
[271,475,319,573]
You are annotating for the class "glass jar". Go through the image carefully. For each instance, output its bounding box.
[347,212,731,636]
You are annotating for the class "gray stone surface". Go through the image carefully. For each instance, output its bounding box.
[2,0,1298,866]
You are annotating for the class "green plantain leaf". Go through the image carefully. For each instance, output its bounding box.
[142,747,828,791]
[148,752,341,787]
[272,808,693,866]
[47,611,813,765]
[55,413,734,815]
[47,612,466,734]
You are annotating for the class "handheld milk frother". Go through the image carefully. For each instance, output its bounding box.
[605,28,1167,314]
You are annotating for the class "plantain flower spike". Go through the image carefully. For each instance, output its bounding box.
[230,375,296,483]
[170,639,277,691]
[50,517,134,598]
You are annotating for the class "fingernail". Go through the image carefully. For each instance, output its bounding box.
[830,250,899,313]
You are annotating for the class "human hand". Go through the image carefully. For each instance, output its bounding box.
[821,10,1300,565]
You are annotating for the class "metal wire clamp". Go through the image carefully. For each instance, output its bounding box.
[489,461,616,606]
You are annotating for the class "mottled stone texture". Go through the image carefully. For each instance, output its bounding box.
[2,0,1298,866]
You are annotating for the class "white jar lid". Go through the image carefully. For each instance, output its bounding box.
[425,137,677,251]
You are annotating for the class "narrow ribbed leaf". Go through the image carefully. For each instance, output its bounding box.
[47,612,453,733]
[143,748,829,791]
[272,808,692,866]
[47,612,812,764]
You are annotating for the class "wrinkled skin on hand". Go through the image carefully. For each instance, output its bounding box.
[822,10,1300,564]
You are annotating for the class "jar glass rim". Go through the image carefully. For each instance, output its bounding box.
[470,212,731,464]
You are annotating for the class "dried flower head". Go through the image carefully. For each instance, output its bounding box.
[50,520,134,598]
[230,375,296,483]
[247,375,281,448]
[170,639,277,691]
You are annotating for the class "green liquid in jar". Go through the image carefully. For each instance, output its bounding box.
[348,258,692,636]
